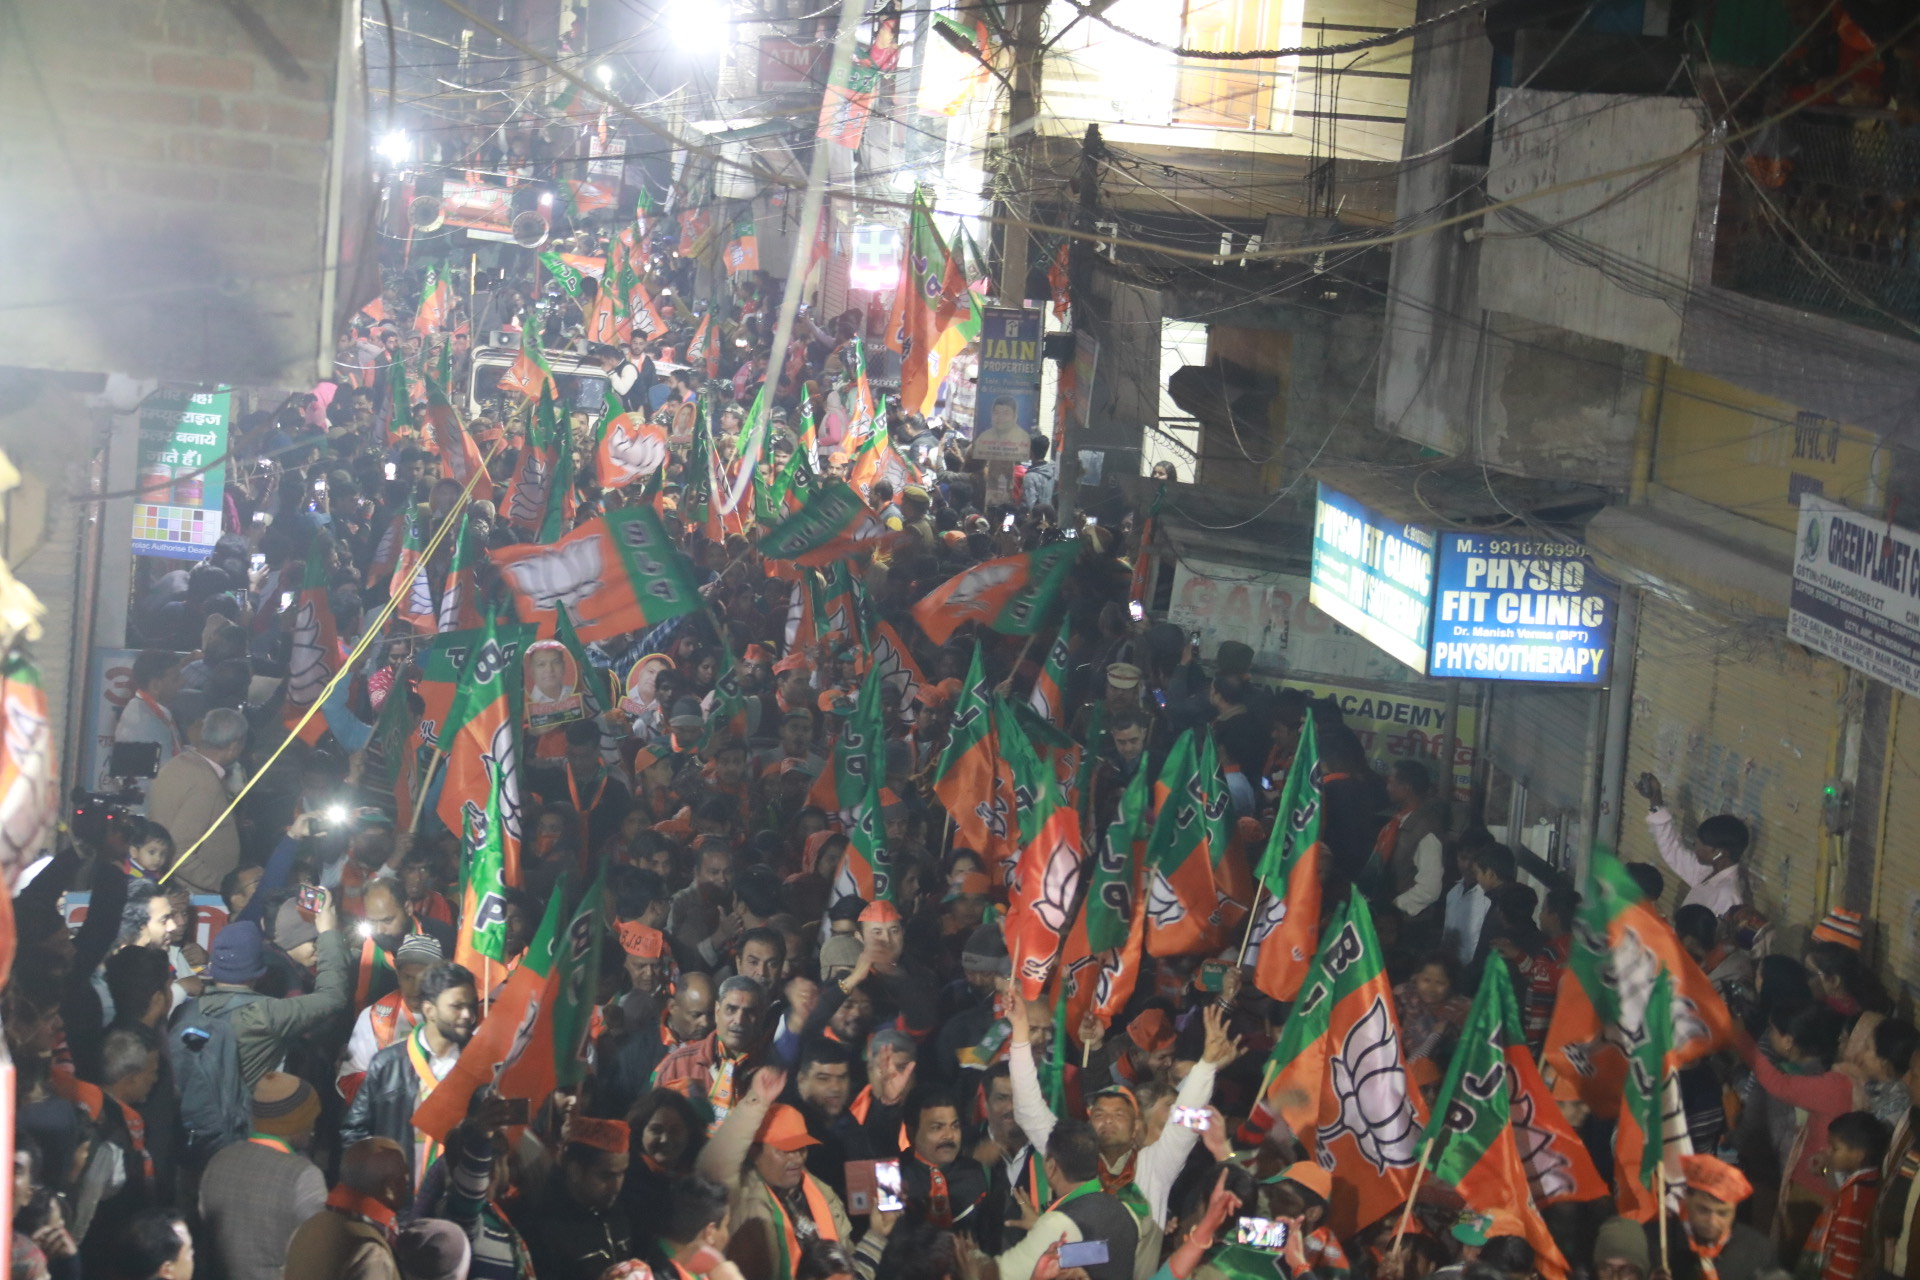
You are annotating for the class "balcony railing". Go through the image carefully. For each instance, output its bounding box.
[1714,105,1920,338]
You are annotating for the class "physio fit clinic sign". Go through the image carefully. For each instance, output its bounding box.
[1309,483,1436,673]
[1789,495,1920,699]
[1427,532,1617,684]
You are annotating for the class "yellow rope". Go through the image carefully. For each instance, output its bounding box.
[157,441,502,885]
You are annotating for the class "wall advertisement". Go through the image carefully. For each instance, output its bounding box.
[969,307,1043,462]
[133,386,229,559]
[1788,494,1920,699]
[1308,482,1436,673]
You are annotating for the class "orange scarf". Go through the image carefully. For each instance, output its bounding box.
[768,1174,839,1279]
[404,1025,448,1183]
[325,1184,398,1238]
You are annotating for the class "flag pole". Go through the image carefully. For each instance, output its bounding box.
[408,747,447,833]
[1234,880,1267,969]
[1655,1163,1668,1267]
[1390,1135,1437,1252]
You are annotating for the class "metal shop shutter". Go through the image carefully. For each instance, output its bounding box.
[1487,684,1601,817]
[1872,698,1920,991]
[1619,596,1842,923]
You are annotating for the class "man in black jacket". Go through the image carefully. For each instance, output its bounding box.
[341,961,476,1180]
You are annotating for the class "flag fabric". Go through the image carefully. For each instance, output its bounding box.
[1421,962,1573,1280]
[367,510,407,588]
[0,648,58,980]
[809,561,865,650]
[490,507,704,644]
[364,668,419,824]
[686,314,713,368]
[452,761,511,974]
[503,385,564,532]
[676,208,713,258]
[389,510,438,633]
[411,880,567,1142]
[1027,618,1071,728]
[1142,731,1232,957]
[1543,850,1733,1115]
[597,409,669,490]
[433,613,526,887]
[551,861,609,1088]
[1049,243,1072,321]
[538,250,587,301]
[869,620,927,722]
[1612,971,1690,1222]
[758,478,899,566]
[887,194,969,413]
[425,375,493,504]
[818,62,881,148]
[626,278,667,342]
[286,537,339,709]
[388,357,417,446]
[1246,715,1328,1002]
[1264,894,1428,1234]
[436,512,483,634]
[911,542,1078,645]
[414,623,535,750]
[1061,759,1147,1041]
[1003,802,1085,999]
[932,643,1014,865]
[497,319,555,401]
[824,662,893,905]
[539,399,578,543]
[723,218,760,275]
[554,604,608,717]
[413,263,451,334]
[847,416,917,505]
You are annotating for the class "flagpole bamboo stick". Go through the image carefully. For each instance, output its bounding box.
[1391,1136,1437,1253]
[1234,880,1267,969]
[408,748,447,834]
[1655,1163,1668,1267]
[159,442,503,886]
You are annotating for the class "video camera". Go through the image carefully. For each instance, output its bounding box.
[69,785,140,852]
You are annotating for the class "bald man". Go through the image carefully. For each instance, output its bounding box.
[351,880,455,1008]
[604,972,717,1118]
[284,1137,409,1280]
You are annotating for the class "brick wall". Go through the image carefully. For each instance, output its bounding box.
[0,0,369,386]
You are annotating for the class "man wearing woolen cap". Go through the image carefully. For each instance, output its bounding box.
[199,1073,328,1280]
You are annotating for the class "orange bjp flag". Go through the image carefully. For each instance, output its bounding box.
[489,507,703,644]
[910,542,1078,646]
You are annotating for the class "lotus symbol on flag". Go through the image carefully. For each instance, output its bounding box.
[1248,891,1287,945]
[484,716,523,846]
[287,600,328,704]
[503,538,606,615]
[946,562,1020,618]
[508,454,550,525]
[1146,869,1187,930]
[1319,997,1419,1173]
[1033,840,1081,934]
[1511,1080,1577,1202]
[494,991,544,1084]
[604,416,668,484]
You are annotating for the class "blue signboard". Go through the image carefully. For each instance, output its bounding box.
[1427,532,1617,683]
[1309,483,1437,673]
[969,307,1044,462]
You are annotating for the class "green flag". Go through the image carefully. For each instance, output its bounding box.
[454,762,511,970]
[539,250,587,301]
[552,862,609,1088]
[554,603,607,716]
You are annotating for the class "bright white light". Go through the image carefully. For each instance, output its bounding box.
[593,63,613,88]
[376,130,409,165]
[891,169,920,194]
[670,1,728,53]
[539,192,554,208]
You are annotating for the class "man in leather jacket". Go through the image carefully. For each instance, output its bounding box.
[341,961,477,1181]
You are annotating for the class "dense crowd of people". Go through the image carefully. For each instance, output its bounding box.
[16,242,1920,1280]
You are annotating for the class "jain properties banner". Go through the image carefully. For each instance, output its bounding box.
[1788,494,1920,698]
[969,307,1043,462]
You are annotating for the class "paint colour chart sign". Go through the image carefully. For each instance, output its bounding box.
[1428,532,1617,683]
[1309,482,1436,673]
[134,387,230,559]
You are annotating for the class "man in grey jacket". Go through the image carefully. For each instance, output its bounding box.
[200,1073,329,1280]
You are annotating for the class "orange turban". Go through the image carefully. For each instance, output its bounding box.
[1681,1154,1752,1204]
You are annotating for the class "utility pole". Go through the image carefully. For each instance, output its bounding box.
[1055,123,1103,522]
[995,0,1046,304]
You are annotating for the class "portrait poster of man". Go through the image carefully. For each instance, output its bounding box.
[525,640,584,728]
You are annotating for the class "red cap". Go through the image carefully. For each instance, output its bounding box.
[565,1116,630,1153]
[1127,1008,1175,1052]
[618,922,665,958]
[859,900,902,925]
